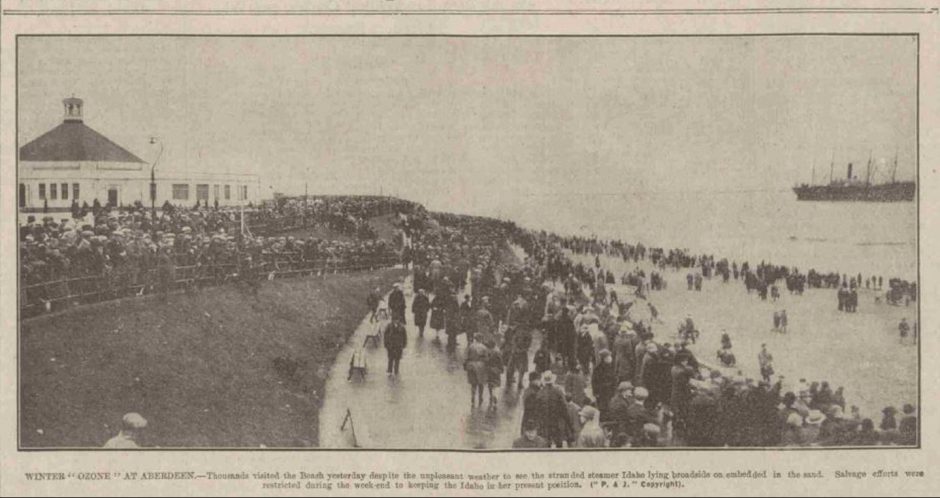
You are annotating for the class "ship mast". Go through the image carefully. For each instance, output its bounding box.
[829,150,835,184]
[891,147,899,183]
[865,150,873,185]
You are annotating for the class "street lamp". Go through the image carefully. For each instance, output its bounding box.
[149,136,164,232]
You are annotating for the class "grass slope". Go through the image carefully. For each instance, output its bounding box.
[20,268,406,448]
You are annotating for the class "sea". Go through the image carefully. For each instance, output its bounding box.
[495,190,917,281]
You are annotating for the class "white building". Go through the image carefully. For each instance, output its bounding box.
[18,97,260,213]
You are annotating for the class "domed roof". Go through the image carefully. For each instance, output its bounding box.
[19,121,145,164]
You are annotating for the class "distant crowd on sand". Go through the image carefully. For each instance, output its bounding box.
[69,195,916,448]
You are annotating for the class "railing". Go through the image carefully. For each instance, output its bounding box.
[20,254,402,319]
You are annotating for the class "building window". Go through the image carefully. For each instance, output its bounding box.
[213,184,220,200]
[239,185,248,201]
[38,183,45,199]
[50,183,58,200]
[61,183,69,200]
[73,183,80,200]
[196,184,209,201]
[19,183,26,208]
[225,185,231,200]
[172,184,189,200]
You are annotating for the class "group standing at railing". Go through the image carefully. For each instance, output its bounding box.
[19,195,423,316]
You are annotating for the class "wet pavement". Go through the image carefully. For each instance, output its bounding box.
[319,270,535,449]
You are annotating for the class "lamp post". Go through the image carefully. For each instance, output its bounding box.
[149,136,164,232]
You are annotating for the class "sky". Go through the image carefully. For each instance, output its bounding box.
[18,36,917,217]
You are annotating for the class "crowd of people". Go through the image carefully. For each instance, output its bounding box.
[19,195,420,315]
[357,215,917,448]
[31,194,915,449]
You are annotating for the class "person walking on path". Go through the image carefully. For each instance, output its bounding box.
[536,371,574,448]
[411,289,430,337]
[521,372,542,435]
[367,287,381,323]
[388,283,407,325]
[465,334,490,407]
[384,316,408,376]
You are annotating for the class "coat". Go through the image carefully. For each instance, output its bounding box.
[465,342,490,386]
[613,334,635,381]
[384,321,408,355]
[412,294,430,328]
[388,289,406,315]
[591,362,617,413]
[429,295,447,330]
[536,384,572,442]
[555,316,576,358]
[521,385,542,435]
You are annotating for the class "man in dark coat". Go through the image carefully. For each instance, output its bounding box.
[520,372,542,435]
[388,283,407,324]
[592,350,617,419]
[555,308,577,368]
[506,326,532,389]
[384,317,408,376]
[411,289,430,337]
[536,371,573,448]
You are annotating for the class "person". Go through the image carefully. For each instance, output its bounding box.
[465,334,490,407]
[429,291,448,340]
[608,381,634,433]
[521,372,542,435]
[555,307,577,368]
[533,338,552,374]
[388,283,407,325]
[592,349,617,418]
[536,371,573,448]
[383,316,408,376]
[758,344,774,383]
[626,387,659,441]
[563,365,588,406]
[898,404,917,445]
[506,326,532,390]
[670,353,695,435]
[576,325,595,374]
[485,340,504,407]
[576,405,607,448]
[411,288,430,337]
[513,419,548,449]
[103,413,148,448]
[899,318,911,344]
[367,287,381,323]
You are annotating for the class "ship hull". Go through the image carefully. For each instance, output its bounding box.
[793,182,915,202]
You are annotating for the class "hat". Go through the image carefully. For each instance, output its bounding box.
[122,412,148,430]
[523,419,539,431]
[579,405,599,422]
[541,371,555,384]
[786,412,804,428]
[634,387,649,400]
[617,381,633,392]
[902,404,915,415]
[642,423,661,436]
[805,410,826,425]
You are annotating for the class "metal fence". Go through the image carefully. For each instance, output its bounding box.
[20,253,402,319]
